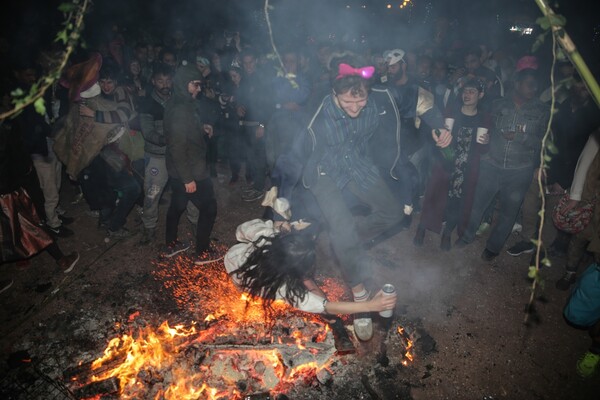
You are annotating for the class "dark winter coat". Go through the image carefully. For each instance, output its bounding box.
[164,65,210,183]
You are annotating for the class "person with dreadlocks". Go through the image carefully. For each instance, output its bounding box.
[224,218,396,316]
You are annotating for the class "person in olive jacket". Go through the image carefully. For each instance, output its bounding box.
[163,65,219,264]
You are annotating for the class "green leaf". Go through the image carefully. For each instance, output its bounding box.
[546,140,558,154]
[536,16,551,30]
[34,98,46,115]
[543,154,552,162]
[532,32,547,53]
[548,14,566,28]
[541,258,552,267]
[58,3,76,13]
[55,30,69,44]
[528,266,538,279]
[10,88,24,98]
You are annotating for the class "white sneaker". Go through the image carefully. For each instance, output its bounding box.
[475,222,490,237]
[512,222,523,234]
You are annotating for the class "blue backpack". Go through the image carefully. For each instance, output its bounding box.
[564,263,600,327]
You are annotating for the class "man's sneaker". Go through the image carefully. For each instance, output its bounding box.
[512,222,523,234]
[0,279,14,294]
[481,248,499,262]
[475,222,490,237]
[47,225,74,238]
[576,351,600,378]
[353,314,374,341]
[194,247,224,266]
[555,271,577,291]
[57,251,79,273]
[107,227,132,239]
[241,189,265,202]
[58,215,75,225]
[507,241,535,256]
[162,241,191,258]
[138,228,156,246]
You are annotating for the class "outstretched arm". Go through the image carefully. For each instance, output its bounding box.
[324,290,397,315]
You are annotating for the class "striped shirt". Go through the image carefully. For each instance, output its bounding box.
[95,87,134,125]
[315,94,381,189]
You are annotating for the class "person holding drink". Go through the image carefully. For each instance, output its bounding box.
[414,78,491,250]
[454,69,550,261]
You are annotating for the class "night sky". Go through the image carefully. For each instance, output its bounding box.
[2,0,599,69]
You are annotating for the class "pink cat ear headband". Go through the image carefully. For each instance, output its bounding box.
[336,63,375,80]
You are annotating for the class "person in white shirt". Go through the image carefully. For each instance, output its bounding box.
[224,218,396,317]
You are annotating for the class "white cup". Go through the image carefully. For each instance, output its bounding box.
[444,117,455,132]
[476,127,489,144]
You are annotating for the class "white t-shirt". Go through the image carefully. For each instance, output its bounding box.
[570,133,600,201]
[224,219,326,314]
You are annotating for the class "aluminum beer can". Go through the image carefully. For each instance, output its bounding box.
[379,284,396,318]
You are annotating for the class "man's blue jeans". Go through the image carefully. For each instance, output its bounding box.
[459,161,533,254]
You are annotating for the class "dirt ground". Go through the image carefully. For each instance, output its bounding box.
[1,162,599,400]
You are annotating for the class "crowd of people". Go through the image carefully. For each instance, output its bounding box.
[1,18,599,378]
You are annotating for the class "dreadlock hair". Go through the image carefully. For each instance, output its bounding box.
[232,231,317,314]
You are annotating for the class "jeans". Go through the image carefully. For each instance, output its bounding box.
[141,155,169,230]
[310,174,403,287]
[31,140,62,228]
[165,178,217,254]
[460,161,533,254]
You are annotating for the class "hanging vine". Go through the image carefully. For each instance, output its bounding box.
[525,0,600,323]
[0,0,91,121]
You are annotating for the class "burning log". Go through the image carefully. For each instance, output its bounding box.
[73,376,119,399]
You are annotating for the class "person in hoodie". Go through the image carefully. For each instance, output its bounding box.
[455,68,550,261]
[163,65,219,265]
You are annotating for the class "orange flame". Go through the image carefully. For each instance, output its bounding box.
[76,250,349,398]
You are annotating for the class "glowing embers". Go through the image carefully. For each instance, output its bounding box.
[71,317,335,399]
[396,325,415,366]
[67,248,339,399]
[68,247,417,398]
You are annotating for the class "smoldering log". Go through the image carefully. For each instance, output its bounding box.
[73,377,120,399]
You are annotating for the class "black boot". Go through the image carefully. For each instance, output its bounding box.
[413,224,425,247]
[400,213,412,231]
[440,228,452,251]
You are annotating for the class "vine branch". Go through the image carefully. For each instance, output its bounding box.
[0,0,91,121]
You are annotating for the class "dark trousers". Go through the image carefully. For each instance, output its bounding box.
[106,168,141,232]
[244,126,267,191]
[460,161,533,254]
[165,178,217,254]
[380,160,419,209]
[226,126,247,181]
[310,174,403,287]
